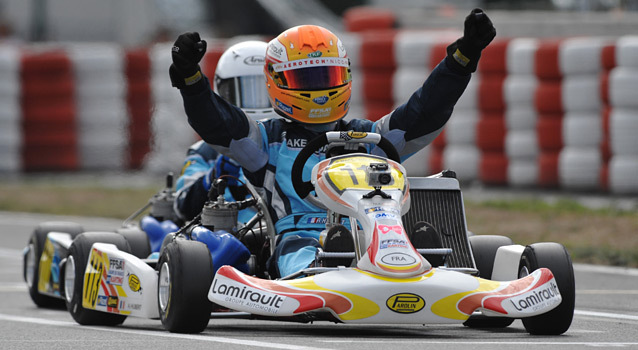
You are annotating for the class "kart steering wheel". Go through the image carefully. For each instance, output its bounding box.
[291,131,401,201]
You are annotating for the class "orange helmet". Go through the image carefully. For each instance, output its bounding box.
[264,25,352,124]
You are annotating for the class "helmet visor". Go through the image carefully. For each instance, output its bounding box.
[271,58,351,90]
[216,75,271,109]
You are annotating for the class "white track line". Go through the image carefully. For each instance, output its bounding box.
[0,313,332,350]
[575,310,638,321]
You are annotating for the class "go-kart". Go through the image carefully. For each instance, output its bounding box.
[61,131,575,335]
[22,173,181,308]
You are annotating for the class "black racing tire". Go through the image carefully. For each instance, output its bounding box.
[117,227,152,259]
[65,231,131,326]
[158,239,213,333]
[24,221,84,308]
[520,242,575,335]
[463,235,515,329]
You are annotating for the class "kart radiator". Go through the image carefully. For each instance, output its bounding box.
[403,176,476,269]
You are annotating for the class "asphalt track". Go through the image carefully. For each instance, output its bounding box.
[1,211,637,350]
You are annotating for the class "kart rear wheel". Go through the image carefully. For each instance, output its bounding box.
[117,227,152,259]
[158,239,213,333]
[464,235,515,329]
[64,232,131,326]
[520,242,575,335]
[24,222,83,308]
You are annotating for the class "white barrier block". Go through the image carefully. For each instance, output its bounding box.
[559,37,605,75]
[609,156,638,194]
[610,67,638,109]
[446,110,478,145]
[394,31,440,68]
[559,147,601,190]
[563,112,602,148]
[443,145,479,182]
[616,35,638,68]
[508,159,538,187]
[610,108,638,156]
[506,130,538,159]
[506,38,538,75]
[339,32,362,68]
[562,75,601,112]
[504,74,537,107]
[505,106,537,130]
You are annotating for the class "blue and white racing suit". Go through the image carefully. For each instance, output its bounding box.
[174,140,255,224]
[178,59,472,278]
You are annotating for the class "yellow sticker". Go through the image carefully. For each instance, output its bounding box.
[347,131,367,139]
[83,249,105,309]
[129,274,141,292]
[386,293,426,314]
[322,155,404,194]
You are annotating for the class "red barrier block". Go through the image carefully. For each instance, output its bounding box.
[480,152,508,185]
[476,115,506,152]
[432,129,446,149]
[364,101,394,122]
[538,151,559,187]
[20,51,72,77]
[534,80,563,114]
[343,6,396,32]
[362,69,394,102]
[479,39,509,74]
[601,44,616,71]
[535,40,562,80]
[360,30,397,69]
[478,74,505,112]
[536,115,563,152]
[429,42,448,70]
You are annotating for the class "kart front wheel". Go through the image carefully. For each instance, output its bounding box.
[519,242,575,335]
[24,222,83,308]
[463,235,515,329]
[64,232,131,326]
[158,239,213,333]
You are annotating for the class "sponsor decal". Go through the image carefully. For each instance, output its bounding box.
[380,253,417,266]
[210,278,285,314]
[312,96,329,105]
[379,239,408,249]
[128,274,141,292]
[374,212,396,219]
[365,206,399,215]
[107,295,118,308]
[346,131,367,139]
[286,138,307,149]
[309,108,331,118]
[268,42,285,60]
[275,99,293,115]
[508,281,561,313]
[108,258,125,277]
[120,300,142,311]
[106,275,123,286]
[244,55,264,65]
[97,295,108,307]
[386,293,425,314]
[344,96,351,111]
[307,50,322,58]
[378,224,403,235]
[83,249,104,308]
[273,57,349,72]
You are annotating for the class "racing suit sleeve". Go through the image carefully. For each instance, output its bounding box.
[178,77,268,174]
[372,58,472,160]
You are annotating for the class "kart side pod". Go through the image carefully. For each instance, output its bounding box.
[208,265,562,324]
[82,243,159,319]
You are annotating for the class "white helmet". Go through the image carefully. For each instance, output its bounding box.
[214,41,275,120]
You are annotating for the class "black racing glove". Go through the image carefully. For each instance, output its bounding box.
[446,8,496,75]
[169,32,207,89]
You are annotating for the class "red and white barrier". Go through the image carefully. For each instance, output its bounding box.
[0,30,636,194]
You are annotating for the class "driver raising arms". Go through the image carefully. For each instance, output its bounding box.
[169,9,496,278]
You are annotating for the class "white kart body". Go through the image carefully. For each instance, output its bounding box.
[208,150,563,324]
[80,243,159,319]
